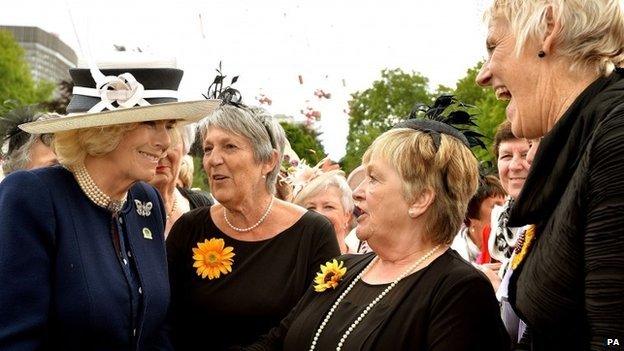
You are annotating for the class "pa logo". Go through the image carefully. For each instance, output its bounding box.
[606,338,620,347]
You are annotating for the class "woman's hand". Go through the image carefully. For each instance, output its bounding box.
[475,263,501,292]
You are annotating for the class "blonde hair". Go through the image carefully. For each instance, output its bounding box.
[293,170,354,215]
[178,155,194,188]
[487,0,624,75]
[178,123,196,154]
[363,128,479,245]
[53,123,139,168]
[53,122,180,168]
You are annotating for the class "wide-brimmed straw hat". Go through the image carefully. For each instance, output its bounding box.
[20,57,220,134]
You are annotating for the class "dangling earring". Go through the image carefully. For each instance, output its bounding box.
[538,50,546,58]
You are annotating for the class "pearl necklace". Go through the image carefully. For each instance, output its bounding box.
[73,164,127,213]
[223,196,275,232]
[309,244,441,351]
[166,192,179,221]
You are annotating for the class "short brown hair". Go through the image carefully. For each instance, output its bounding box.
[464,175,506,223]
[492,120,517,160]
[363,128,479,245]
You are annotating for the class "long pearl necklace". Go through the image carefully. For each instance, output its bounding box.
[310,244,441,351]
[223,196,275,232]
[73,164,127,213]
[166,192,179,221]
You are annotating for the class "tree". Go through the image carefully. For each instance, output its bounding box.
[280,122,326,165]
[0,30,54,107]
[41,80,73,114]
[343,69,433,172]
[449,62,507,163]
[192,156,209,190]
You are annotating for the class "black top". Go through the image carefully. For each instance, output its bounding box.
[166,207,340,350]
[177,186,214,208]
[247,250,510,351]
[508,68,624,350]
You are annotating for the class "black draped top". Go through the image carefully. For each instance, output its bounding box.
[508,68,624,350]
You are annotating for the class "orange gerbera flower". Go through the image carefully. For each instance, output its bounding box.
[192,238,235,280]
[314,259,347,292]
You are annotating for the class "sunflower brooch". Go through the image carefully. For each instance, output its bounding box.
[314,259,347,292]
[192,238,235,280]
[511,225,536,270]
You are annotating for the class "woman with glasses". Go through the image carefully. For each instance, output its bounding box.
[293,170,355,254]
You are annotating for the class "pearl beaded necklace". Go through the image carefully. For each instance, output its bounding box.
[166,193,179,221]
[309,244,441,351]
[73,164,127,213]
[223,196,275,232]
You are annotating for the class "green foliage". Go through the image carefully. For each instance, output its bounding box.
[191,155,209,191]
[280,122,326,165]
[342,64,506,172]
[447,61,507,163]
[0,30,54,107]
[343,69,433,173]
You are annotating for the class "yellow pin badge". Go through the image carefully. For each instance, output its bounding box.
[142,227,153,240]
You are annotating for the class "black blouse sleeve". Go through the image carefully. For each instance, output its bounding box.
[304,213,341,281]
[177,187,214,209]
[241,254,359,351]
[585,108,624,349]
[426,271,510,351]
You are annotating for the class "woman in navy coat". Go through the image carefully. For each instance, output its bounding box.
[0,59,218,350]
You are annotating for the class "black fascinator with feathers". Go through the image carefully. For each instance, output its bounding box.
[394,94,486,151]
[0,104,42,157]
[203,62,244,107]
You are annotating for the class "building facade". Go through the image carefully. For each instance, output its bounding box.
[0,25,77,83]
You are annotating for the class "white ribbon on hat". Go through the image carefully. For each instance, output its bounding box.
[72,72,179,113]
[64,4,179,114]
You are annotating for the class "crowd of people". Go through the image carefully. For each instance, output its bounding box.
[1,0,623,350]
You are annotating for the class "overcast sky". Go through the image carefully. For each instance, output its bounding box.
[2,0,494,159]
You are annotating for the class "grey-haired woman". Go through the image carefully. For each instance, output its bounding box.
[166,104,340,350]
[477,0,624,348]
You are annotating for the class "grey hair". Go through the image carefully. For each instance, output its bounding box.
[199,104,286,194]
[178,123,197,154]
[487,0,624,76]
[1,134,38,175]
[293,170,355,215]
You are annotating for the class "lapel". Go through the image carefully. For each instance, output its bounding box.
[509,69,624,227]
[123,181,168,295]
[123,183,169,346]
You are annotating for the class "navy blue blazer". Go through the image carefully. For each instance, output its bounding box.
[0,166,170,350]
